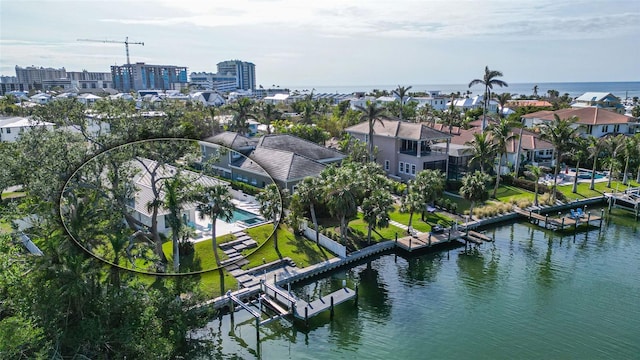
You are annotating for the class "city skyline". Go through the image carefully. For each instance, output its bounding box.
[1,0,639,87]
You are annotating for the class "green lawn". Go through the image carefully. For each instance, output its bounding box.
[494,185,536,203]
[348,213,405,242]
[388,206,454,233]
[163,237,231,273]
[243,224,334,269]
[443,192,472,212]
[199,269,239,298]
[557,180,640,201]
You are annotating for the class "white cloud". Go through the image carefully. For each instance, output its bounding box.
[99,0,640,40]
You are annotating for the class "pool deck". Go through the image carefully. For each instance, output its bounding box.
[190,199,264,243]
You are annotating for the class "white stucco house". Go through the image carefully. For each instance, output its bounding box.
[0,116,55,142]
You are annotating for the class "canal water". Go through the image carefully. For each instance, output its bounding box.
[191,210,640,359]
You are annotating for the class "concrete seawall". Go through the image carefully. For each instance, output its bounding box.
[198,196,608,311]
[464,196,606,229]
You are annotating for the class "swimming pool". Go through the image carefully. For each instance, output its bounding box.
[577,171,605,179]
[229,208,263,224]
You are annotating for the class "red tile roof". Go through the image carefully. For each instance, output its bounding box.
[522,107,635,125]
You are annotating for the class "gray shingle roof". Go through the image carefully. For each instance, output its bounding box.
[345,119,452,141]
[233,147,326,183]
[203,131,256,150]
[256,134,344,163]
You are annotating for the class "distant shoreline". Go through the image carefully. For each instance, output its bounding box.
[287,81,640,99]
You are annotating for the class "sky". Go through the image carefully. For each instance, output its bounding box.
[1,0,639,88]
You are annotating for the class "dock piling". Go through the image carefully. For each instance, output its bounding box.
[545,214,548,229]
[330,296,334,319]
[305,306,308,326]
[355,285,359,307]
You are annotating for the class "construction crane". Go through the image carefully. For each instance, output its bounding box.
[77,37,144,91]
[77,36,144,66]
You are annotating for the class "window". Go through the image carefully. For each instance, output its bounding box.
[399,162,404,173]
[614,124,620,133]
[411,164,416,175]
[602,125,609,133]
[384,160,390,171]
[587,125,593,135]
[6,128,10,134]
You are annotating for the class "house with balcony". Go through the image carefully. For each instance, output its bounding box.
[571,92,624,114]
[345,119,452,182]
[521,107,637,138]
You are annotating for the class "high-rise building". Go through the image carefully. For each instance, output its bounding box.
[189,72,237,92]
[111,62,188,92]
[216,60,256,91]
[15,65,67,88]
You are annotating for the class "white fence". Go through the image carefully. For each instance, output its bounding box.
[301,222,347,258]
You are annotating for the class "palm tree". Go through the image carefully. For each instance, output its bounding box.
[621,135,637,185]
[400,189,423,233]
[495,92,512,118]
[460,171,490,220]
[361,189,394,244]
[325,165,361,244]
[163,176,191,272]
[392,85,412,120]
[355,100,387,162]
[466,132,496,174]
[413,169,445,219]
[538,114,580,201]
[488,118,519,197]
[228,97,255,135]
[468,66,508,131]
[195,184,236,267]
[292,177,323,243]
[570,137,588,193]
[586,135,601,190]
[602,135,625,188]
[532,85,539,98]
[256,183,288,249]
[526,164,544,206]
[256,101,281,134]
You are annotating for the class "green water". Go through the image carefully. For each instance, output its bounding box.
[192,210,640,359]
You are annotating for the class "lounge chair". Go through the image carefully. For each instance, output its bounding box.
[426,205,437,213]
[570,209,578,219]
[576,208,585,218]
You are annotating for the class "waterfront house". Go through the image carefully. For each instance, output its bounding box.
[571,92,625,114]
[521,107,637,138]
[0,116,55,142]
[201,132,345,192]
[127,159,229,235]
[345,119,452,182]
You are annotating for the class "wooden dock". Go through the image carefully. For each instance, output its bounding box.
[514,207,603,231]
[395,228,465,252]
[293,286,357,320]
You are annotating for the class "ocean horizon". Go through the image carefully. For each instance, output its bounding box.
[287,81,640,100]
